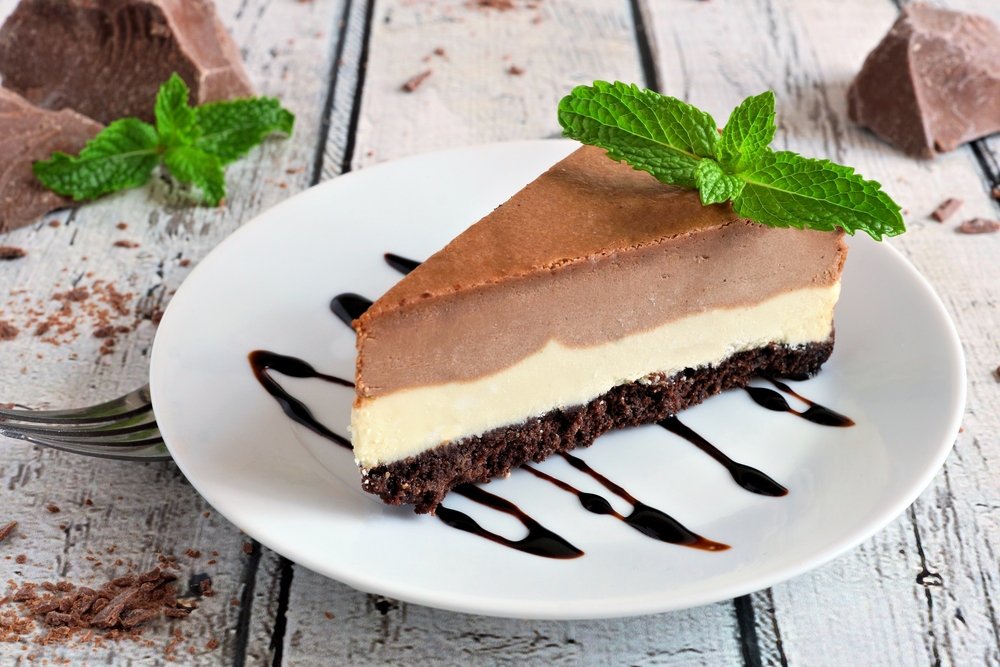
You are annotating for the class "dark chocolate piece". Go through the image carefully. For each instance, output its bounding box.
[0,0,254,125]
[362,339,834,513]
[847,4,1000,158]
[931,198,963,222]
[0,88,102,233]
[957,218,1000,234]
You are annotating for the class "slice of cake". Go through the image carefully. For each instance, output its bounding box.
[352,145,847,513]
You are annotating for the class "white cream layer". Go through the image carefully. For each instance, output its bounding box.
[352,283,840,468]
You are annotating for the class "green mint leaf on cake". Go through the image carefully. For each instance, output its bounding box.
[557,80,719,189]
[732,152,903,240]
[558,82,905,240]
[694,160,744,205]
[194,97,295,164]
[33,73,295,206]
[33,119,160,201]
[717,91,775,170]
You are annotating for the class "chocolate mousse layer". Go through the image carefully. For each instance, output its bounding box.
[0,88,102,232]
[355,146,847,398]
[363,339,834,513]
[0,0,253,125]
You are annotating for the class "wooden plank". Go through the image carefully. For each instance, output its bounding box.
[0,0,347,663]
[275,1,747,664]
[644,0,1000,665]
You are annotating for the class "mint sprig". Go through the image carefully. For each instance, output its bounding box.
[33,74,295,206]
[558,81,904,240]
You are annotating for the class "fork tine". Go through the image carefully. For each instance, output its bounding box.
[0,385,152,425]
[15,435,171,461]
[0,407,156,437]
[7,429,165,450]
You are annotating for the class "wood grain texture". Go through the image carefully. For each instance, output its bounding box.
[0,0,346,663]
[644,1,999,665]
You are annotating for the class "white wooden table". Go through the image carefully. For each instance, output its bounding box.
[1,0,998,664]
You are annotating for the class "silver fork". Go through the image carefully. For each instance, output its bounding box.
[0,385,170,461]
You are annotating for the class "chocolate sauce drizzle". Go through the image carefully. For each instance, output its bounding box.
[330,293,373,326]
[384,252,421,275]
[744,379,855,427]
[242,250,857,560]
[437,484,584,559]
[659,417,787,497]
[523,455,728,551]
[247,350,353,449]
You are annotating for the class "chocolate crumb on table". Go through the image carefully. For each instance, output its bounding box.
[957,218,1000,234]
[930,197,962,222]
[45,504,61,514]
[0,320,19,341]
[242,541,253,555]
[0,521,17,543]
[0,246,26,260]
[992,185,1000,201]
[115,222,128,230]
[507,64,525,76]
[112,239,140,249]
[15,554,27,564]
[401,70,432,92]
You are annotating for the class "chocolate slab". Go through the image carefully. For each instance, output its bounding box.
[0,88,102,233]
[847,4,1000,158]
[362,339,834,513]
[0,0,253,125]
[355,146,846,398]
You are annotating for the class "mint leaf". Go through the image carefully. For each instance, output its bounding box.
[559,82,906,240]
[155,73,198,147]
[194,97,294,164]
[718,91,775,170]
[733,151,904,240]
[695,159,744,205]
[558,81,719,188]
[33,119,159,201]
[163,146,226,206]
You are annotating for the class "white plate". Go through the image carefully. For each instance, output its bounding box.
[150,140,965,619]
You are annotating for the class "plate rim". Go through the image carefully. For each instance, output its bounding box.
[151,139,967,619]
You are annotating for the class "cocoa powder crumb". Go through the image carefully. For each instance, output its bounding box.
[992,185,1000,201]
[115,222,128,230]
[0,521,17,544]
[242,542,253,555]
[0,321,19,341]
[930,197,962,222]
[179,258,191,268]
[506,64,525,76]
[401,69,432,92]
[184,549,201,559]
[0,246,26,260]
[324,611,334,620]
[45,504,60,514]
[112,240,140,249]
[957,218,1000,234]
[15,555,26,565]
[48,220,60,228]
[206,638,219,650]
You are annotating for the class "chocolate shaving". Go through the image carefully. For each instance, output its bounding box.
[401,70,432,92]
[957,218,1000,234]
[0,521,16,543]
[930,198,962,222]
[0,246,26,260]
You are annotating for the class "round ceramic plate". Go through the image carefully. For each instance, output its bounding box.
[150,140,965,620]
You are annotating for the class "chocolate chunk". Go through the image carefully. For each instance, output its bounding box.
[0,246,26,260]
[957,218,1000,234]
[0,0,254,125]
[930,198,962,222]
[847,5,1000,158]
[0,88,102,233]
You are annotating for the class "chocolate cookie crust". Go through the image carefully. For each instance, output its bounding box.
[361,338,834,513]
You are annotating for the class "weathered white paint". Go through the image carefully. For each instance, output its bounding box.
[0,0,997,664]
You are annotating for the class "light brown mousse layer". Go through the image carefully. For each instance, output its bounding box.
[355,146,847,399]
